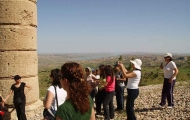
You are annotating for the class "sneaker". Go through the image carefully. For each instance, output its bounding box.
[159,104,164,108]
[159,103,165,108]
[167,106,173,109]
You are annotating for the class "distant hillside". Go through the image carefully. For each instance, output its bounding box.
[38,53,121,71]
[38,53,189,71]
[38,53,190,97]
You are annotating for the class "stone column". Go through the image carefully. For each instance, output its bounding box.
[0,0,39,105]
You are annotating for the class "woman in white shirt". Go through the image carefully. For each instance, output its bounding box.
[159,53,178,108]
[118,59,142,120]
[43,69,67,119]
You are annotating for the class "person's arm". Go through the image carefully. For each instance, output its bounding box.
[44,91,54,109]
[123,72,137,78]
[119,64,128,74]
[169,68,179,83]
[90,107,95,120]
[116,77,126,81]
[0,95,5,107]
[25,84,32,95]
[99,86,105,91]
[119,63,136,78]
[3,90,13,103]
[0,95,5,102]
[160,62,163,69]
[103,82,108,87]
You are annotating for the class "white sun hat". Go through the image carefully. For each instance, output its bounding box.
[130,59,142,70]
[164,53,172,58]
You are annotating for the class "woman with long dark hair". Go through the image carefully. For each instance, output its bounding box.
[114,64,125,111]
[43,69,67,120]
[56,62,95,120]
[102,65,115,120]
[95,65,106,115]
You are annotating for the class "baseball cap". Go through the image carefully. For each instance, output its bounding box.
[164,53,172,58]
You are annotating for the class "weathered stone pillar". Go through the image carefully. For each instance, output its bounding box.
[0,0,39,108]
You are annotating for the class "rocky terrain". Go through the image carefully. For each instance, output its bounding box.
[96,82,190,120]
[2,82,190,120]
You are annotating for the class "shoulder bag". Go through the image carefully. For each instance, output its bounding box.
[43,85,59,120]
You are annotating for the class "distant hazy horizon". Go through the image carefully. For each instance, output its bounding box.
[37,52,190,56]
[37,0,190,54]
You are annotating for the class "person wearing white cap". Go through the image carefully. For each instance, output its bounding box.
[159,53,179,108]
[118,59,142,120]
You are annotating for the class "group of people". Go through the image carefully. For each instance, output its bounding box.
[0,52,178,120]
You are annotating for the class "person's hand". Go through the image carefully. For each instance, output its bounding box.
[99,87,105,91]
[1,101,5,107]
[169,78,173,83]
[117,60,124,68]
[160,62,163,69]
[117,60,122,64]
[95,80,100,84]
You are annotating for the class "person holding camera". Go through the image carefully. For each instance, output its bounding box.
[3,75,32,120]
[118,59,142,120]
[114,63,126,111]
[159,53,178,108]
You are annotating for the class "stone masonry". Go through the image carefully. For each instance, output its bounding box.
[0,0,41,119]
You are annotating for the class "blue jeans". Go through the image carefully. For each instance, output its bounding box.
[126,89,139,120]
[103,91,115,120]
[115,85,124,110]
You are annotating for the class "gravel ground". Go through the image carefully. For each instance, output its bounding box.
[96,82,190,120]
[4,82,189,120]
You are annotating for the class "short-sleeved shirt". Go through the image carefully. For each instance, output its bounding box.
[163,61,177,79]
[105,76,115,92]
[11,82,26,100]
[127,70,141,89]
[56,96,93,120]
[115,71,125,87]
[47,85,67,111]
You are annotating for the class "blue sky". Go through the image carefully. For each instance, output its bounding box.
[37,0,190,54]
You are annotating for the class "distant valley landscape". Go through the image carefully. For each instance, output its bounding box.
[38,53,190,97]
[37,53,190,119]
